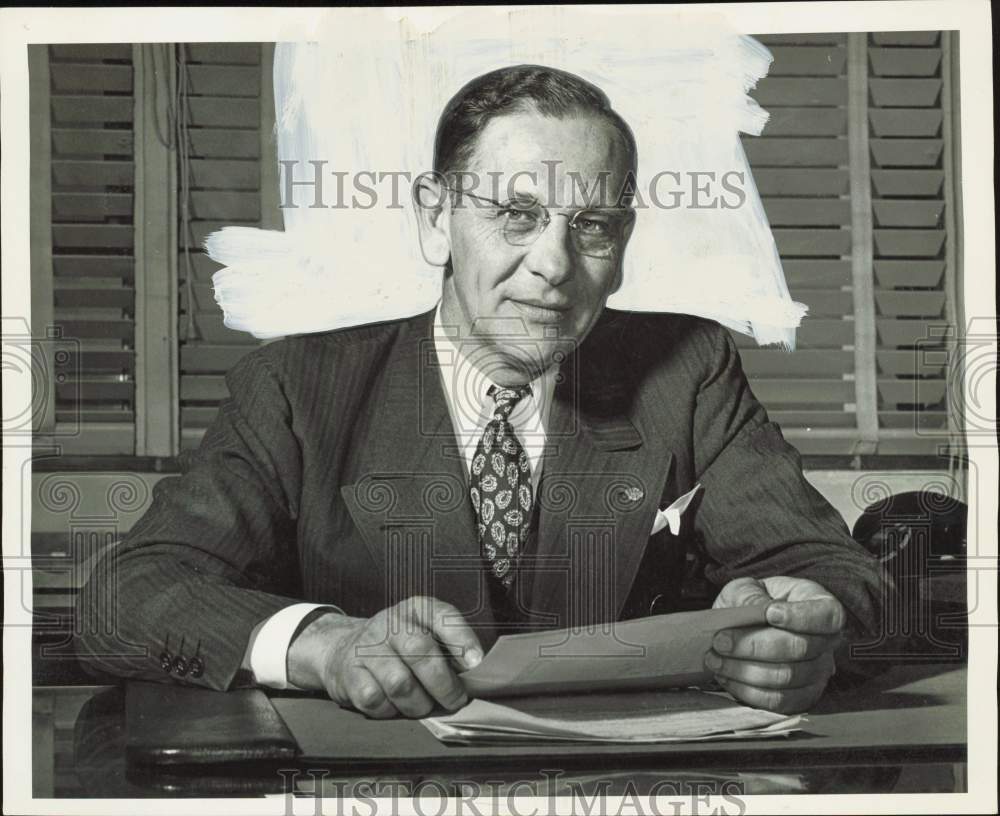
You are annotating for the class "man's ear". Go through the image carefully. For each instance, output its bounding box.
[412,172,452,267]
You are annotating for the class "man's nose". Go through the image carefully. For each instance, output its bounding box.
[523,215,573,286]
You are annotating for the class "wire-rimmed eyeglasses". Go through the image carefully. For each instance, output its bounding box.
[444,186,634,260]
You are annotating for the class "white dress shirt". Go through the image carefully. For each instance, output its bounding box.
[432,307,557,492]
[245,304,557,688]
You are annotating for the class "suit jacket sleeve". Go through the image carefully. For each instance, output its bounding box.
[690,323,889,643]
[75,347,309,690]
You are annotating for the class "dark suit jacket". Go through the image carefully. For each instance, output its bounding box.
[75,308,885,690]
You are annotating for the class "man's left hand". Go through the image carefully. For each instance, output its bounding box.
[705,576,845,714]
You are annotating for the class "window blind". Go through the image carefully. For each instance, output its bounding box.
[171,34,959,458]
[741,34,856,454]
[739,32,958,457]
[33,36,958,461]
[48,44,137,454]
[176,44,267,450]
[868,31,953,454]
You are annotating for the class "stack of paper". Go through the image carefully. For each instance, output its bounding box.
[423,689,802,745]
[422,606,804,745]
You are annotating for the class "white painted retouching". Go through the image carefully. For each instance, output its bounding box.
[205,8,807,348]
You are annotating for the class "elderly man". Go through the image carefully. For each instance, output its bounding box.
[76,65,884,720]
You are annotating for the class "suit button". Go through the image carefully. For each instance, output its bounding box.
[160,652,173,673]
[188,657,204,678]
[173,655,188,676]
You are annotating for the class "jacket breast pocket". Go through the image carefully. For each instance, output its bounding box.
[618,527,689,621]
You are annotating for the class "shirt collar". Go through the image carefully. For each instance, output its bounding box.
[432,303,557,420]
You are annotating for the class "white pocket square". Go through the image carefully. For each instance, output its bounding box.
[650,484,703,536]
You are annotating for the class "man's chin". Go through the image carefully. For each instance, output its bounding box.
[465,312,585,382]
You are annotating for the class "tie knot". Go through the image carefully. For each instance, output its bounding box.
[488,384,531,417]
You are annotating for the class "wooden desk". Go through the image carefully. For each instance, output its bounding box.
[32,663,966,797]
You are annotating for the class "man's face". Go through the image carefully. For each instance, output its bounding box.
[437,110,634,385]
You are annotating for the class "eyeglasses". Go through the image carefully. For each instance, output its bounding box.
[444,186,634,260]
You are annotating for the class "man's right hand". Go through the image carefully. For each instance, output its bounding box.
[286,596,483,719]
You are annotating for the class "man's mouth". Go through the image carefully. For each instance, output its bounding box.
[509,298,571,323]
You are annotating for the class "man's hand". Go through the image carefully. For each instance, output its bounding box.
[705,576,845,714]
[287,596,483,719]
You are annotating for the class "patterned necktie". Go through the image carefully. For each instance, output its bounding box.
[470,384,534,588]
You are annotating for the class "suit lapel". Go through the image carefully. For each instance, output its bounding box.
[339,311,496,632]
[526,316,676,629]
[339,308,680,637]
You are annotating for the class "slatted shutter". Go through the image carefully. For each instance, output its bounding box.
[177,44,272,450]
[33,36,960,462]
[48,44,136,454]
[740,32,958,457]
[868,31,954,453]
[742,34,854,454]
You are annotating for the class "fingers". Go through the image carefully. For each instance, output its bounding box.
[391,629,469,712]
[719,578,847,635]
[708,578,844,714]
[322,598,478,718]
[705,625,837,713]
[713,577,774,610]
[705,649,835,690]
[766,596,846,635]
[340,665,399,719]
[330,597,476,718]
[363,647,437,718]
[760,575,837,603]
[405,596,484,670]
[713,625,841,663]
[715,674,828,715]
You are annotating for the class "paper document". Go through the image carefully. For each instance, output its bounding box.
[460,605,769,698]
[423,688,802,744]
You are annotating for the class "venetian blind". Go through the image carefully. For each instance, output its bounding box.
[867,31,955,454]
[48,44,137,454]
[739,31,958,457]
[176,44,270,450]
[168,35,960,459]
[741,33,855,455]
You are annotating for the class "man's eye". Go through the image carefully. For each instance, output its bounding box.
[576,216,612,235]
[501,208,538,226]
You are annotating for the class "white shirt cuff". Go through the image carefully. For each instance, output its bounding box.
[248,602,338,690]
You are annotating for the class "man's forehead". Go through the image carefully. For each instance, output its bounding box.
[463,111,630,205]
